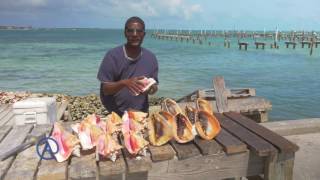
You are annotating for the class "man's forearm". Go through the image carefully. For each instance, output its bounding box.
[102,81,126,95]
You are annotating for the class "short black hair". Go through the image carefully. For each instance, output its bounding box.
[125,16,145,30]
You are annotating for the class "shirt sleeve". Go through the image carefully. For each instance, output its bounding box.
[152,54,159,84]
[97,52,117,83]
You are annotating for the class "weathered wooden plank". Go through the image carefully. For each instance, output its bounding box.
[170,141,200,160]
[0,126,12,143]
[57,101,68,121]
[215,113,276,157]
[149,150,250,180]
[98,153,126,180]
[37,159,68,180]
[68,151,97,180]
[0,104,9,114]
[225,112,299,153]
[193,136,223,155]
[0,105,11,124]
[0,125,33,180]
[4,125,52,180]
[213,76,229,113]
[215,129,247,154]
[0,111,14,126]
[149,144,176,162]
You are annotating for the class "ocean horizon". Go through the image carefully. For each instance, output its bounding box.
[0,29,319,121]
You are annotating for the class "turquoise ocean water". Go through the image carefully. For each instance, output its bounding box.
[0,29,319,120]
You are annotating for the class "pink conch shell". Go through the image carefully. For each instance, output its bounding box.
[71,114,104,150]
[97,133,122,157]
[139,77,156,92]
[122,111,144,133]
[123,131,149,155]
[105,112,122,134]
[50,122,80,162]
[122,111,149,155]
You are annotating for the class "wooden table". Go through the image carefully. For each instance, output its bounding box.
[0,110,298,180]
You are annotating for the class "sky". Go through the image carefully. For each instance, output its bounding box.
[0,0,319,31]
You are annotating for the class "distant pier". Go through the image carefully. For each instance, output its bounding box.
[151,30,319,55]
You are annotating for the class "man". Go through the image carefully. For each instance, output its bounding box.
[97,16,158,116]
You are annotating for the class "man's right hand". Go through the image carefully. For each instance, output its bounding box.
[123,76,146,96]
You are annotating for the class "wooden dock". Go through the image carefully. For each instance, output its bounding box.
[151,30,319,55]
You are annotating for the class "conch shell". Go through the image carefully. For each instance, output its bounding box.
[50,122,80,162]
[97,133,122,160]
[71,114,105,150]
[105,112,122,134]
[196,98,213,113]
[161,98,182,116]
[195,110,221,140]
[163,111,194,143]
[123,131,149,155]
[122,111,149,155]
[148,112,173,146]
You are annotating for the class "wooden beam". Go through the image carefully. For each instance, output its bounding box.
[213,76,229,113]
[149,144,176,162]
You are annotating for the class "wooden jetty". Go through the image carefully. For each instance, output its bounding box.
[238,42,249,50]
[0,98,297,180]
[255,42,266,49]
[151,30,319,55]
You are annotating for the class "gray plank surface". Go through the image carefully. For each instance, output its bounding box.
[0,125,33,179]
[215,129,247,154]
[170,141,201,160]
[215,113,277,156]
[4,125,52,180]
[225,112,299,153]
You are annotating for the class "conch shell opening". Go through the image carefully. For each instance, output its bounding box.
[195,110,221,140]
[148,112,173,146]
[168,112,194,143]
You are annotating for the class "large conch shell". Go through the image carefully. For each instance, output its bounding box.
[195,110,221,140]
[161,98,182,116]
[50,122,80,162]
[196,98,213,113]
[122,111,149,155]
[162,111,194,143]
[123,131,149,155]
[148,112,173,146]
[97,133,122,161]
[105,112,122,134]
[71,114,105,150]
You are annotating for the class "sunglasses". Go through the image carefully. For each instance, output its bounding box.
[126,28,145,34]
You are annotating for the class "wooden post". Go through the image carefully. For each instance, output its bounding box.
[213,76,229,113]
[310,37,314,56]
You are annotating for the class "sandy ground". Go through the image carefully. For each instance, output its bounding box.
[285,133,320,180]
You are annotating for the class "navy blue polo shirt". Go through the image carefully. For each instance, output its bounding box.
[97,45,158,116]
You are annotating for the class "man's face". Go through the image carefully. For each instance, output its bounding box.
[125,21,145,47]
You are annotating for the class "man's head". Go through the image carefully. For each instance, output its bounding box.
[124,16,145,47]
